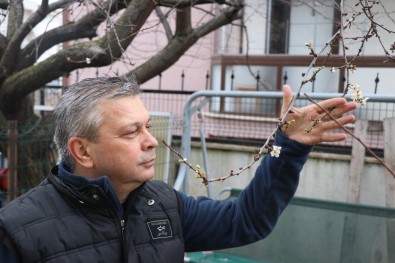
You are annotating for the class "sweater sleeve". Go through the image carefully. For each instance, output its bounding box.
[180,130,313,252]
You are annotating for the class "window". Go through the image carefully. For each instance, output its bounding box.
[267,0,291,54]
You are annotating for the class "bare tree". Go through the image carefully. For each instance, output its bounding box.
[0,0,243,121]
[0,0,243,195]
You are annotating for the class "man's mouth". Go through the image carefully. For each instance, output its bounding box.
[141,156,156,167]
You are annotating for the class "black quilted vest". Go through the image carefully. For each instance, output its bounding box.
[0,172,184,262]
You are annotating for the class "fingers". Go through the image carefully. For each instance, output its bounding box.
[281,85,293,115]
[287,105,356,145]
[315,97,348,113]
[320,101,358,121]
[282,86,356,119]
[319,115,355,143]
[320,133,348,143]
[321,114,356,131]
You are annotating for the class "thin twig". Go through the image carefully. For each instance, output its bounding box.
[162,139,264,184]
[304,93,395,178]
[162,140,209,186]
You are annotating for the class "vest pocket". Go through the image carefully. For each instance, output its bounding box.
[134,237,185,263]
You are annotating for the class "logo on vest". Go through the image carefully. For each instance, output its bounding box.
[147,219,173,240]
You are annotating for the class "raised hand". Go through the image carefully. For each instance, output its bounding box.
[280,85,358,145]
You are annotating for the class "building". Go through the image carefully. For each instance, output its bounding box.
[68,0,395,96]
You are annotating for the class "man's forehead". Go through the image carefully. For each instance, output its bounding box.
[102,96,146,111]
[99,97,149,123]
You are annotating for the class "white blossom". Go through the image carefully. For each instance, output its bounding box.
[350,87,368,106]
[305,41,313,49]
[270,146,282,158]
[349,84,360,91]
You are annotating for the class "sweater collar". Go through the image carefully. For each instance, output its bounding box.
[58,162,108,189]
[57,162,124,219]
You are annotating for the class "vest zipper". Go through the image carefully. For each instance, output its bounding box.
[120,219,125,241]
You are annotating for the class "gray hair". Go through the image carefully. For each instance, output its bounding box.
[54,76,140,169]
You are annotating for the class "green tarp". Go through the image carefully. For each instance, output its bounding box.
[187,191,395,263]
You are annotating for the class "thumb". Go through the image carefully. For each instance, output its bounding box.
[281,84,293,115]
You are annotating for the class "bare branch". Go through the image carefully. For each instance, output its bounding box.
[158,0,230,8]
[94,0,156,61]
[155,7,173,41]
[17,0,129,71]
[304,92,395,178]
[0,42,108,118]
[0,0,73,80]
[176,7,192,36]
[6,0,24,39]
[162,140,209,186]
[0,34,7,56]
[129,4,242,84]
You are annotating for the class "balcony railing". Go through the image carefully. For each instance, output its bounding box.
[211,54,393,93]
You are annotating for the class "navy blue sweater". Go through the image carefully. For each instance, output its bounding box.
[180,130,312,251]
[0,131,312,261]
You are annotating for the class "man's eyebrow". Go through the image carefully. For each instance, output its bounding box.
[119,122,140,130]
[120,118,151,130]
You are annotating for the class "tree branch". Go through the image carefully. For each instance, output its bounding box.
[95,0,156,61]
[304,93,395,178]
[158,0,230,8]
[130,4,242,83]
[0,34,8,56]
[155,6,173,41]
[0,0,72,80]
[0,42,108,118]
[16,0,129,71]
[0,0,158,118]
[6,0,24,39]
[176,7,192,35]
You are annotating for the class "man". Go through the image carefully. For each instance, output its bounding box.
[0,77,356,262]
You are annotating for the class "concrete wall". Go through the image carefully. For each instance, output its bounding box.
[184,142,388,208]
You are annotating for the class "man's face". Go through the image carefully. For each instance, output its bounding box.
[88,96,158,191]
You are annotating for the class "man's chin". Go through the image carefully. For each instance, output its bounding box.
[141,170,155,181]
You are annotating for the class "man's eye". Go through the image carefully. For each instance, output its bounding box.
[123,131,137,137]
[146,124,152,132]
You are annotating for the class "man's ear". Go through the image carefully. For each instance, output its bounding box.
[68,137,94,168]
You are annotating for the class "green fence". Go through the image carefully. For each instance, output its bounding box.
[186,190,395,263]
[0,119,58,203]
